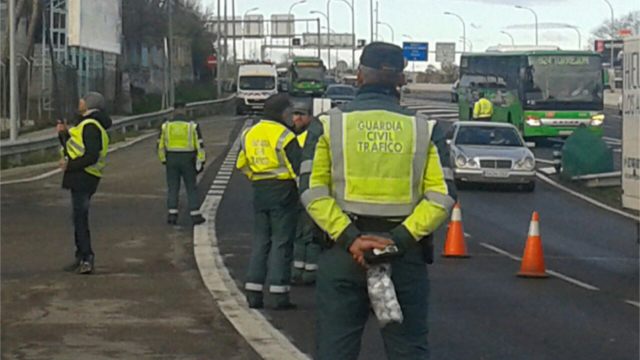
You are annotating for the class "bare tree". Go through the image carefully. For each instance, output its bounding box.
[591,11,640,39]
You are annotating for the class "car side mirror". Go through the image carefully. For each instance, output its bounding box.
[525,141,536,148]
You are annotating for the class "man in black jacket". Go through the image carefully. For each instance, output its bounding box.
[58,92,112,274]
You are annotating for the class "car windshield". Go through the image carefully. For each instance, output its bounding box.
[525,55,603,108]
[326,86,356,96]
[455,126,523,147]
[239,76,276,90]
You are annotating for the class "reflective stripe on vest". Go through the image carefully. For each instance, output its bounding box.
[66,119,109,178]
[326,109,433,217]
[297,130,308,147]
[241,120,295,180]
[164,121,196,152]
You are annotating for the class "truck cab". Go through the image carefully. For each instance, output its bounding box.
[236,64,278,115]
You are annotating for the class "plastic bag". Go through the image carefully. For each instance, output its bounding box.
[367,264,403,327]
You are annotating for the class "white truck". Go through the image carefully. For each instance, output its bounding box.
[235,64,278,115]
[622,36,640,211]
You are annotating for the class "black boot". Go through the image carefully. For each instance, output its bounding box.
[191,214,206,225]
[78,255,94,275]
[167,214,178,225]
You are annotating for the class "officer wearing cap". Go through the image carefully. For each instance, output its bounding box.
[157,102,206,225]
[299,42,457,359]
[290,101,321,285]
[236,93,302,310]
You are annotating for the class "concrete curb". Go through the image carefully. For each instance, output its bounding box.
[535,172,639,222]
[193,120,311,360]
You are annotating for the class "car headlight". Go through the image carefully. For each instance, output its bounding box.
[525,115,541,126]
[455,155,467,167]
[515,157,535,170]
[467,159,478,168]
[590,114,604,126]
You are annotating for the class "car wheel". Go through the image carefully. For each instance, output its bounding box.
[522,181,536,192]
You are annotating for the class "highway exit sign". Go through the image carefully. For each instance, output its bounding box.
[402,42,428,61]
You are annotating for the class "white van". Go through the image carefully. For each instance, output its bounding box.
[235,64,278,114]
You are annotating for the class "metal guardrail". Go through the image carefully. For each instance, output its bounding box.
[0,95,236,163]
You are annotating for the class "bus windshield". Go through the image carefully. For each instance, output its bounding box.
[525,55,603,109]
[293,66,324,82]
[239,76,276,90]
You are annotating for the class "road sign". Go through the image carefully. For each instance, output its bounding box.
[402,42,428,61]
[205,55,216,69]
[435,42,456,64]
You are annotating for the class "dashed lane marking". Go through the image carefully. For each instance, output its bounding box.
[194,120,310,360]
[624,300,640,308]
[479,242,600,292]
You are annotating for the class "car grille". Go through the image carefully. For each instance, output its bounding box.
[247,99,265,104]
[480,160,512,169]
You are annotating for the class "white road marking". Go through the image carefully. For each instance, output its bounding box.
[479,242,600,291]
[613,148,622,153]
[208,190,224,195]
[603,136,622,144]
[194,120,310,360]
[624,300,640,308]
[213,180,229,185]
[535,172,639,221]
[464,232,472,238]
[210,185,226,189]
[218,171,233,175]
[538,167,557,175]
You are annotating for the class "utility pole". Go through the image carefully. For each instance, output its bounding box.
[223,0,228,82]
[168,0,175,106]
[370,0,374,43]
[602,0,615,75]
[375,2,379,41]
[216,0,222,96]
[232,0,236,67]
[326,0,331,70]
[9,0,18,140]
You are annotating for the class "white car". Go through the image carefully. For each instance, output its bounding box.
[446,122,536,192]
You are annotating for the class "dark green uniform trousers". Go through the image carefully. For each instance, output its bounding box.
[245,204,297,306]
[166,152,200,217]
[315,226,430,360]
[293,209,321,284]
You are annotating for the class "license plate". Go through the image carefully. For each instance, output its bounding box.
[484,170,510,178]
[558,130,573,136]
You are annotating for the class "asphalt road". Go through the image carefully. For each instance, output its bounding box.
[1,114,261,360]
[215,100,638,359]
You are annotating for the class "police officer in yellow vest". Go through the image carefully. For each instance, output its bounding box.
[157,102,206,225]
[299,43,457,359]
[58,92,112,274]
[473,92,493,120]
[290,101,321,286]
[236,93,301,309]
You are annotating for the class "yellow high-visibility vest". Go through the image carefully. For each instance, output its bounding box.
[297,130,308,147]
[158,121,205,163]
[65,119,109,178]
[473,98,493,119]
[238,120,296,181]
[322,110,434,217]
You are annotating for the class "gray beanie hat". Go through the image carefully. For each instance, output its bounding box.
[83,92,105,111]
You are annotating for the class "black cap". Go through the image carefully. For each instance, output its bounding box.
[264,93,291,121]
[291,101,310,115]
[359,42,406,72]
[174,102,187,109]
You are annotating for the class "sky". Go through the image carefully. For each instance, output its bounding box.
[203,0,640,70]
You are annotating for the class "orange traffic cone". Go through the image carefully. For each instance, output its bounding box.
[442,203,470,258]
[517,212,548,278]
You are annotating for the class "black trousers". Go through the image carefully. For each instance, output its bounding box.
[71,190,93,261]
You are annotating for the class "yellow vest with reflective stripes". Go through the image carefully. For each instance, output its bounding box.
[297,130,308,147]
[159,120,205,162]
[322,109,434,217]
[66,119,109,178]
[473,98,493,118]
[241,120,296,181]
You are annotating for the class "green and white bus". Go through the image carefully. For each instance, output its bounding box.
[288,57,326,97]
[457,50,605,138]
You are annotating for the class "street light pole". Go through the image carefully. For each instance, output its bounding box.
[569,26,581,49]
[288,1,307,57]
[602,0,615,74]
[9,0,18,140]
[460,37,473,52]
[500,30,515,46]
[216,0,222,96]
[326,0,332,69]
[232,0,236,67]
[444,12,466,53]
[337,0,355,70]
[370,0,374,43]
[310,10,329,66]
[377,22,394,43]
[243,8,259,62]
[515,5,538,46]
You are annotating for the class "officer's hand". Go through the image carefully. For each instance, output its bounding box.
[348,236,393,267]
[56,120,67,133]
[59,159,68,171]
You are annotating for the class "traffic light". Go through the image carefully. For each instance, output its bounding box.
[292,38,301,46]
